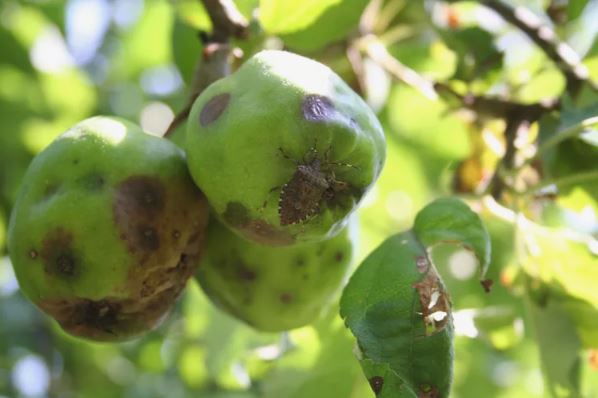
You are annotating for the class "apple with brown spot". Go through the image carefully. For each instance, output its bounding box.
[195,217,356,332]
[186,50,386,245]
[7,116,209,341]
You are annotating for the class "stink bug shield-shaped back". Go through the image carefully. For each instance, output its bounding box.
[277,146,354,226]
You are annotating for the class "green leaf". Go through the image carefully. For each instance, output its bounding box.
[109,0,173,79]
[435,27,503,82]
[281,0,369,52]
[538,106,598,198]
[0,210,5,254]
[0,26,35,73]
[359,359,417,398]
[259,0,341,35]
[568,0,589,20]
[340,198,492,396]
[413,198,492,280]
[262,320,369,398]
[517,220,598,347]
[528,299,583,397]
[172,18,203,85]
[340,231,454,397]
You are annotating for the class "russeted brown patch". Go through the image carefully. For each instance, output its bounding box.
[113,176,166,257]
[221,202,294,246]
[40,228,79,278]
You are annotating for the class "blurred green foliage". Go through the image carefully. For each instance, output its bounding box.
[0,0,597,397]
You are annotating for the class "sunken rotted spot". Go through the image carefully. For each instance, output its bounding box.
[38,193,208,341]
[41,183,60,201]
[244,219,294,246]
[222,202,250,227]
[136,226,160,251]
[222,202,294,246]
[113,176,166,255]
[72,299,120,334]
[279,292,294,304]
[294,256,306,267]
[369,376,384,395]
[37,285,181,341]
[78,173,105,191]
[200,93,231,127]
[115,176,165,217]
[302,94,336,122]
[40,227,79,278]
[236,263,257,281]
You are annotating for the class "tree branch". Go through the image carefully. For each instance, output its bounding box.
[360,34,560,119]
[164,0,248,137]
[481,0,597,97]
[359,34,438,100]
[434,82,559,120]
[202,0,249,42]
[488,116,528,199]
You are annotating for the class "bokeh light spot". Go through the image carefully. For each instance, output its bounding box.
[11,354,50,397]
[139,101,174,136]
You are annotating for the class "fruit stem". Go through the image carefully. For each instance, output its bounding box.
[163,0,249,137]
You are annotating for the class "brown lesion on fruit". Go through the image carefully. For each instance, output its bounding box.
[39,203,208,341]
[201,254,257,315]
[413,265,451,335]
[334,251,344,262]
[294,256,306,267]
[136,226,160,251]
[222,201,250,227]
[221,202,294,245]
[369,376,384,395]
[113,176,167,258]
[200,93,231,126]
[279,292,294,304]
[41,183,60,201]
[302,94,361,131]
[78,173,105,191]
[115,176,166,218]
[37,283,180,341]
[103,173,209,339]
[246,219,294,245]
[40,228,79,278]
[236,263,257,281]
[302,94,336,122]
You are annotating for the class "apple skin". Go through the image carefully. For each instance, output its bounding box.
[186,50,385,245]
[195,217,356,332]
[8,116,210,341]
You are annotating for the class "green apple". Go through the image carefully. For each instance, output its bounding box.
[186,50,385,245]
[195,217,356,331]
[8,116,209,341]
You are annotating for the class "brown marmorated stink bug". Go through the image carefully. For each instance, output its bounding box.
[277,145,357,226]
